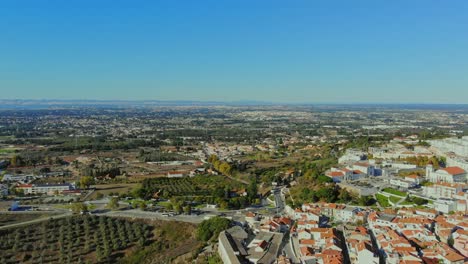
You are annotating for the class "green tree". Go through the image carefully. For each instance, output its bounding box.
[196,217,231,241]
[138,201,147,210]
[96,192,104,199]
[173,202,183,214]
[338,189,352,202]
[70,202,88,214]
[79,176,95,189]
[448,236,454,247]
[107,197,119,210]
[358,196,375,206]
[10,155,22,167]
[219,162,232,175]
[247,179,258,202]
[183,205,192,215]
[208,154,219,164]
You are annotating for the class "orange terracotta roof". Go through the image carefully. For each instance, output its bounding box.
[300,246,313,256]
[354,162,369,167]
[299,239,315,245]
[441,166,466,175]
[327,171,345,177]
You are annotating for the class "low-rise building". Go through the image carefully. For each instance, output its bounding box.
[390,178,417,189]
[344,226,379,264]
[167,171,186,178]
[218,230,246,264]
[2,174,36,183]
[423,182,466,199]
[434,199,457,214]
[16,183,72,195]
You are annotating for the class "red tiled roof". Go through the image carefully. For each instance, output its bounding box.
[441,166,466,175]
[354,162,369,167]
[246,212,255,217]
[327,171,344,177]
[300,239,315,245]
[258,240,268,249]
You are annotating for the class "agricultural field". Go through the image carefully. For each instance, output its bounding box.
[138,175,245,200]
[88,183,139,200]
[139,177,198,199]
[120,220,200,264]
[0,148,16,154]
[0,215,151,264]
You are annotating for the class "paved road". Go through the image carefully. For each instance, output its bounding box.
[0,211,72,230]
[101,209,206,224]
[284,236,300,264]
[273,187,285,214]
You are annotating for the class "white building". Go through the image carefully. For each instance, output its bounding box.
[390,178,417,189]
[434,199,457,214]
[356,244,379,264]
[423,182,466,199]
[338,149,367,164]
[426,165,467,183]
[326,168,367,182]
[382,161,418,170]
[167,171,185,178]
[429,136,468,157]
[218,231,244,264]
[404,174,421,184]
[2,174,36,183]
[350,162,376,176]
[17,183,71,195]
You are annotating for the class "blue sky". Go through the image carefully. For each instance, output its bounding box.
[1,0,467,103]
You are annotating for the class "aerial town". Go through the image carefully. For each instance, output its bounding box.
[0,103,467,263]
[2,0,468,263]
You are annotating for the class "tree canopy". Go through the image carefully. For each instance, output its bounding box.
[196,217,231,242]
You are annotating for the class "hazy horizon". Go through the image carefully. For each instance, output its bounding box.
[1,98,468,107]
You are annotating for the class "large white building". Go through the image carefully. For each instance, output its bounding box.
[2,174,36,183]
[430,136,468,171]
[423,182,466,199]
[17,183,71,195]
[338,149,367,164]
[434,199,457,214]
[390,178,417,189]
[426,165,467,183]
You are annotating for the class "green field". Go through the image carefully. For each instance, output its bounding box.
[88,183,138,200]
[382,187,407,197]
[0,149,16,154]
[375,194,390,207]
[389,196,402,204]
